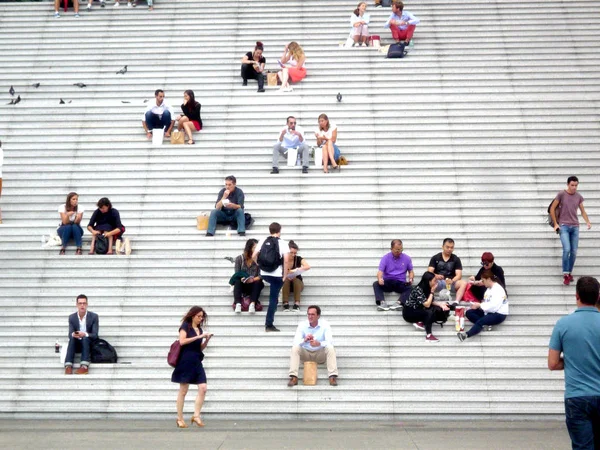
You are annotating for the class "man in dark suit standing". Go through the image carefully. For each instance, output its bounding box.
[64,294,99,375]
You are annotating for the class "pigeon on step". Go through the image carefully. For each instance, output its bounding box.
[337,92,342,102]
[13,95,21,105]
[116,65,128,75]
[32,83,40,88]
[73,83,87,88]
[224,256,235,264]
[9,86,15,96]
[59,98,65,104]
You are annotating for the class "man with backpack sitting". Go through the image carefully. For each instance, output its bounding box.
[253,222,290,332]
[64,294,98,375]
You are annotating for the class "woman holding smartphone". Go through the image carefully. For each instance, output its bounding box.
[172,306,213,428]
[277,41,306,92]
[233,238,264,314]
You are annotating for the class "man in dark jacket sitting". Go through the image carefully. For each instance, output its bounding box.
[64,294,99,375]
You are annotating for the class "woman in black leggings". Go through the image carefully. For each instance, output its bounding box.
[403,271,446,343]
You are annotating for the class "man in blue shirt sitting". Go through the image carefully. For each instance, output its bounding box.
[287,305,338,386]
[549,276,600,449]
[271,116,310,175]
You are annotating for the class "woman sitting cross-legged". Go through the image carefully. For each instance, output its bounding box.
[350,2,370,47]
[457,270,508,342]
[57,192,84,255]
[232,238,264,314]
[277,41,306,92]
[402,271,449,343]
[176,90,202,145]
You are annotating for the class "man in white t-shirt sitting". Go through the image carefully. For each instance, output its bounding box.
[271,116,310,175]
[253,222,290,332]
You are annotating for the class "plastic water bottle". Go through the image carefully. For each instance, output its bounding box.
[408,40,415,53]
[226,225,232,238]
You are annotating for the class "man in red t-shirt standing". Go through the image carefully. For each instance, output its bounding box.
[549,176,592,285]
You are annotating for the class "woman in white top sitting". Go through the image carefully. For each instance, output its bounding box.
[277,41,306,92]
[315,114,340,173]
[57,192,84,255]
[457,270,508,341]
[350,2,370,47]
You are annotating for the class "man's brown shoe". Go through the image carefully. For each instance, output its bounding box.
[64,366,73,375]
[287,376,298,387]
[75,366,89,375]
[329,376,338,386]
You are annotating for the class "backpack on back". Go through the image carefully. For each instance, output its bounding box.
[91,338,118,363]
[547,197,561,228]
[257,236,282,272]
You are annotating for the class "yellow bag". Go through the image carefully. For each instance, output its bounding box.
[196,214,209,230]
[337,155,349,165]
[170,130,185,145]
[267,72,279,87]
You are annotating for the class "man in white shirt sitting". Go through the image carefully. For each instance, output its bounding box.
[142,89,174,139]
[64,294,99,375]
[271,116,310,174]
[287,305,339,386]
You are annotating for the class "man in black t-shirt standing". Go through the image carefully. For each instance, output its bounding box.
[427,238,467,304]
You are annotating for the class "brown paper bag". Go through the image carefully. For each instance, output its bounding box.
[303,361,317,385]
[170,130,185,145]
[196,214,209,230]
[267,72,279,87]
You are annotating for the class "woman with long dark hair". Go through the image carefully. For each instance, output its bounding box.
[172,306,212,428]
[240,41,266,93]
[57,192,84,255]
[282,240,311,311]
[403,271,445,342]
[315,113,340,173]
[176,90,202,145]
[233,238,264,313]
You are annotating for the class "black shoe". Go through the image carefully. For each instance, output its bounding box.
[302,166,308,174]
[242,80,248,86]
[270,167,279,174]
[238,231,245,236]
[283,304,290,311]
[292,304,300,312]
[205,233,214,237]
[265,326,280,332]
[257,88,265,93]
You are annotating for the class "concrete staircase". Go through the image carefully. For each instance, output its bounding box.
[0,0,599,419]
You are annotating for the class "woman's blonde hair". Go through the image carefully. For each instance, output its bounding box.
[288,41,304,61]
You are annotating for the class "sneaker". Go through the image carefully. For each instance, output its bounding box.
[425,334,439,343]
[389,301,402,311]
[302,166,308,174]
[487,325,492,332]
[257,88,265,93]
[127,1,132,6]
[75,365,89,374]
[64,366,73,375]
[113,2,119,7]
[249,302,256,314]
[242,80,248,86]
[235,303,242,314]
[375,3,382,7]
[413,322,425,331]
[377,300,390,311]
[54,11,60,17]
[238,231,245,236]
[74,13,80,18]
[100,0,105,6]
[205,233,214,237]
[457,332,466,342]
[563,274,571,285]
[283,304,290,312]
[265,326,280,332]
[292,304,300,312]
[132,0,137,5]
[87,4,91,10]
[270,167,279,174]
[568,274,574,282]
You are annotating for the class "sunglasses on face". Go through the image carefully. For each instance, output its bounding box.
[480,261,492,266]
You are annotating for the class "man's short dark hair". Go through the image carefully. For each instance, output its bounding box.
[225,175,236,184]
[576,276,600,306]
[391,239,403,248]
[286,116,295,123]
[76,294,88,303]
[567,176,579,184]
[154,89,164,96]
[307,305,321,316]
[393,1,404,11]
[269,222,281,234]
[97,197,112,209]
[443,238,455,246]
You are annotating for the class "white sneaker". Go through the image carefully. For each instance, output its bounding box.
[127,2,132,6]
[87,4,91,10]
[377,300,389,311]
[113,2,119,7]
[235,303,242,314]
[249,303,256,314]
[389,301,402,311]
[100,0,105,6]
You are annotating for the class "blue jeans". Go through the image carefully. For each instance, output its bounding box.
[207,208,245,234]
[564,396,600,450]
[373,279,411,304]
[144,110,172,131]
[465,309,506,337]
[65,336,91,367]
[57,223,83,248]
[262,275,283,327]
[560,225,579,274]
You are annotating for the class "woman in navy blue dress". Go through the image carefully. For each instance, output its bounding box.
[172,306,212,428]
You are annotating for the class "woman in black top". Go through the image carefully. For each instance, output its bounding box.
[233,238,264,313]
[282,240,311,311]
[172,306,212,428]
[468,252,507,300]
[86,197,126,255]
[403,271,446,342]
[176,90,202,145]
[240,41,266,93]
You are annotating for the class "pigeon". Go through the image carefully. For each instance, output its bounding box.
[7,99,14,105]
[73,83,86,88]
[32,83,40,88]
[116,65,128,75]
[121,100,131,104]
[9,85,15,96]
[224,256,235,264]
[337,92,342,102]
[13,95,21,105]
[143,99,149,103]
[59,98,65,104]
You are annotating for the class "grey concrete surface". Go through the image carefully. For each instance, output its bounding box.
[0,420,571,450]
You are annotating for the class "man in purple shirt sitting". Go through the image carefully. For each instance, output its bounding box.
[373,239,414,311]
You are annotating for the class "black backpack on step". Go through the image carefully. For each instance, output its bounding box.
[91,338,118,363]
[257,236,282,272]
